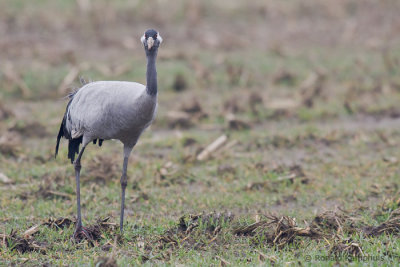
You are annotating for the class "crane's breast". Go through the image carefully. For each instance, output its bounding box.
[98,92,157,141]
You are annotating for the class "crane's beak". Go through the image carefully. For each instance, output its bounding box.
[147,37,155,50]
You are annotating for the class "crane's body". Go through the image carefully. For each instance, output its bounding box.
[55,29,162,240]
[59,81,157,153]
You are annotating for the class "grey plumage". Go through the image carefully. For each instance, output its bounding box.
[55,29,162,239]
[57,81,157,158]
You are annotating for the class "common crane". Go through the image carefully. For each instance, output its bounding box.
[55,29,162,240]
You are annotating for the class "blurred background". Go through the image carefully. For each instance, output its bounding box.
[1,0,400,101]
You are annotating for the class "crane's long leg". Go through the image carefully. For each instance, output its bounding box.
[73,144,89,240]
[120,146,133,233]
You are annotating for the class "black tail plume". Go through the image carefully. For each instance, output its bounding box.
[55,118,65,158]
[68,136,83,163]
[55,90,82,164]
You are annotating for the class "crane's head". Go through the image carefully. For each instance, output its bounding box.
[141,29,163,52]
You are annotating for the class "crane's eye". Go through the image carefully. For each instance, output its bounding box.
[145,34,148,38]
[154,34,158,39]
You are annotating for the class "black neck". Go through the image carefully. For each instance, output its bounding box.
[146,50,158,96]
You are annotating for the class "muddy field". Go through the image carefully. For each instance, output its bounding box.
[1,0,400,265]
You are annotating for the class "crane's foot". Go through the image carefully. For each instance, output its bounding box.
[73,226,92,242]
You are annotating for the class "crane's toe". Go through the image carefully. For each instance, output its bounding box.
[73,226,93,242]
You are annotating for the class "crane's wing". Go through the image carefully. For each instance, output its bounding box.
[55,81,146,163]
